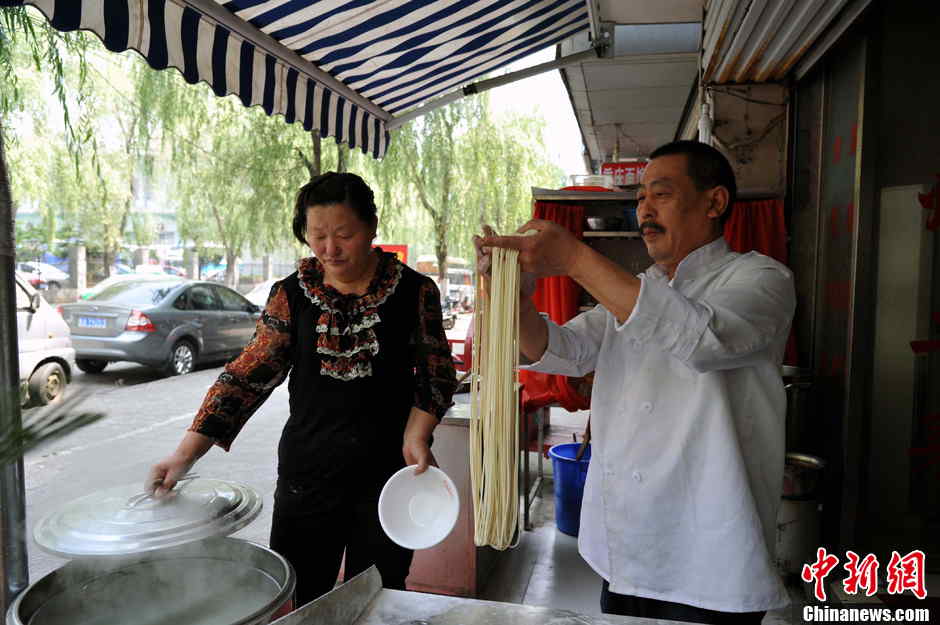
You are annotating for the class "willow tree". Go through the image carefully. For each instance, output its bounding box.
[460,110,563,251]
[1,7,90,260]
[388,97,486,289]
[373,94,563,270]
[161,82,312,286]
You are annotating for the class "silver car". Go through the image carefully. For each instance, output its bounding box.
[15,271,75,406]
[59,279,261,376]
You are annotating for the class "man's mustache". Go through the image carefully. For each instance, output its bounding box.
[640,222,665,234]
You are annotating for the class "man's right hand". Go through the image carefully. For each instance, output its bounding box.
[473,225,550,363]
[473,225,538,300]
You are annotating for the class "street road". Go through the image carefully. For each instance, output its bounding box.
[19,312,474,583]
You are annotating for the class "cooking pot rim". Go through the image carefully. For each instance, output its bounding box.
[7,537,296,625]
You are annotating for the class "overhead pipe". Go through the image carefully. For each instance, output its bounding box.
[703,0,751,84]
[701,0,738,81]
[793,0,871,81]
[769,0,850,80]
[752,0,829,82]
[712,0,768,84]
[387,41,608,130]
[732,0,794,83]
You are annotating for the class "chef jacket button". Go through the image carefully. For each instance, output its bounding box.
[640,401,652,413]
[632,471,643,483]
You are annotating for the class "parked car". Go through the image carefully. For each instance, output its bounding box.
[79,273,184,300]
[134,264,170,275]
[244,278,279,308]
[14,271,74,406]
[59,279,261,376]
[17,261,70,294]
[162,264,187,277]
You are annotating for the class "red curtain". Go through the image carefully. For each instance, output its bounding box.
[519,202,591,413]
[724,198,788,264]
[723,198,798,365]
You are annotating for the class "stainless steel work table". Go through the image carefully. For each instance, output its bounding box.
[274,566,699,625]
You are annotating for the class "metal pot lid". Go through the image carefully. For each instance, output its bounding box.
[33,477,262,558]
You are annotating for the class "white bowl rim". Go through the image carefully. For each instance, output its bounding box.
[378,465,459,551]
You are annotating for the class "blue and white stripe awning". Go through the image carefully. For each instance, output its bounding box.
[20,0,590,158]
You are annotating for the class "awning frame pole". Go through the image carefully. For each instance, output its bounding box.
[386,43,606,130]
[0,112,28,616]
[183,0,391,122]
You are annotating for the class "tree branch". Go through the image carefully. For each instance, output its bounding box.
[407,159,438,221]
[296,147,312,178]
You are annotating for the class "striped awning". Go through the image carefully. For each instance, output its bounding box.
[20,0,590,158]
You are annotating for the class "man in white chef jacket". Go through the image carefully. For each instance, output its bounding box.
[476,141,794,624]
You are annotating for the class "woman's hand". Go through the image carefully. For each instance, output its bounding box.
[403,406,438,475]
[145,430,214,497]
[402,436,437,475]
[146,453,195,498]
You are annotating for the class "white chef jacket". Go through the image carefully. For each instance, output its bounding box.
[521,237,794,612]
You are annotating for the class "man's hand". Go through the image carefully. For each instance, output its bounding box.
[473,223,551,363]
[476,220,585,280]
[473,224,540,300]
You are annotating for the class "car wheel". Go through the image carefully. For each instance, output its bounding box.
[28,362,67,406]
[76,358,108,374]
[166,340,196,376]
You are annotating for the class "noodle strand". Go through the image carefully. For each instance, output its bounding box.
[470,242,522,550]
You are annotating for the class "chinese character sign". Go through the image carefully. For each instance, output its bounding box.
[802,549,928,601]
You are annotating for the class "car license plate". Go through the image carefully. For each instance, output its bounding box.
[78,317,107,329]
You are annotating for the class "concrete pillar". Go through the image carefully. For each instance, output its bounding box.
[68,244,86,291]
[184,248,199,279]
[263,255,274,281]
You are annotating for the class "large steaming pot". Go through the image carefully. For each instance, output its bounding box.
[7,478,294,625]
[7,537,294,625]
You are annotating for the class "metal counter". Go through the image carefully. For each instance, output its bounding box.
[274,566,691,625]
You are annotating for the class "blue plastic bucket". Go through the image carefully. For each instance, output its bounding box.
[548,443,591,536]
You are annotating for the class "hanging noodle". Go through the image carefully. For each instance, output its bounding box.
[470,241,523,550]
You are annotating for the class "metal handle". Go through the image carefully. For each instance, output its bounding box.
[128,473,200,508]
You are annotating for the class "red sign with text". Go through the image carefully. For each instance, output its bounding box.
[601,161,647,187]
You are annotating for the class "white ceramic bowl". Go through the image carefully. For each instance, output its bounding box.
[378,465,459,550]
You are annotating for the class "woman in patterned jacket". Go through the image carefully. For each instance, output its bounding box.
[147,172,458,606]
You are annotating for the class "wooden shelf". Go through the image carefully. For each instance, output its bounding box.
[583,231,641,238]
[531,186,636,202]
